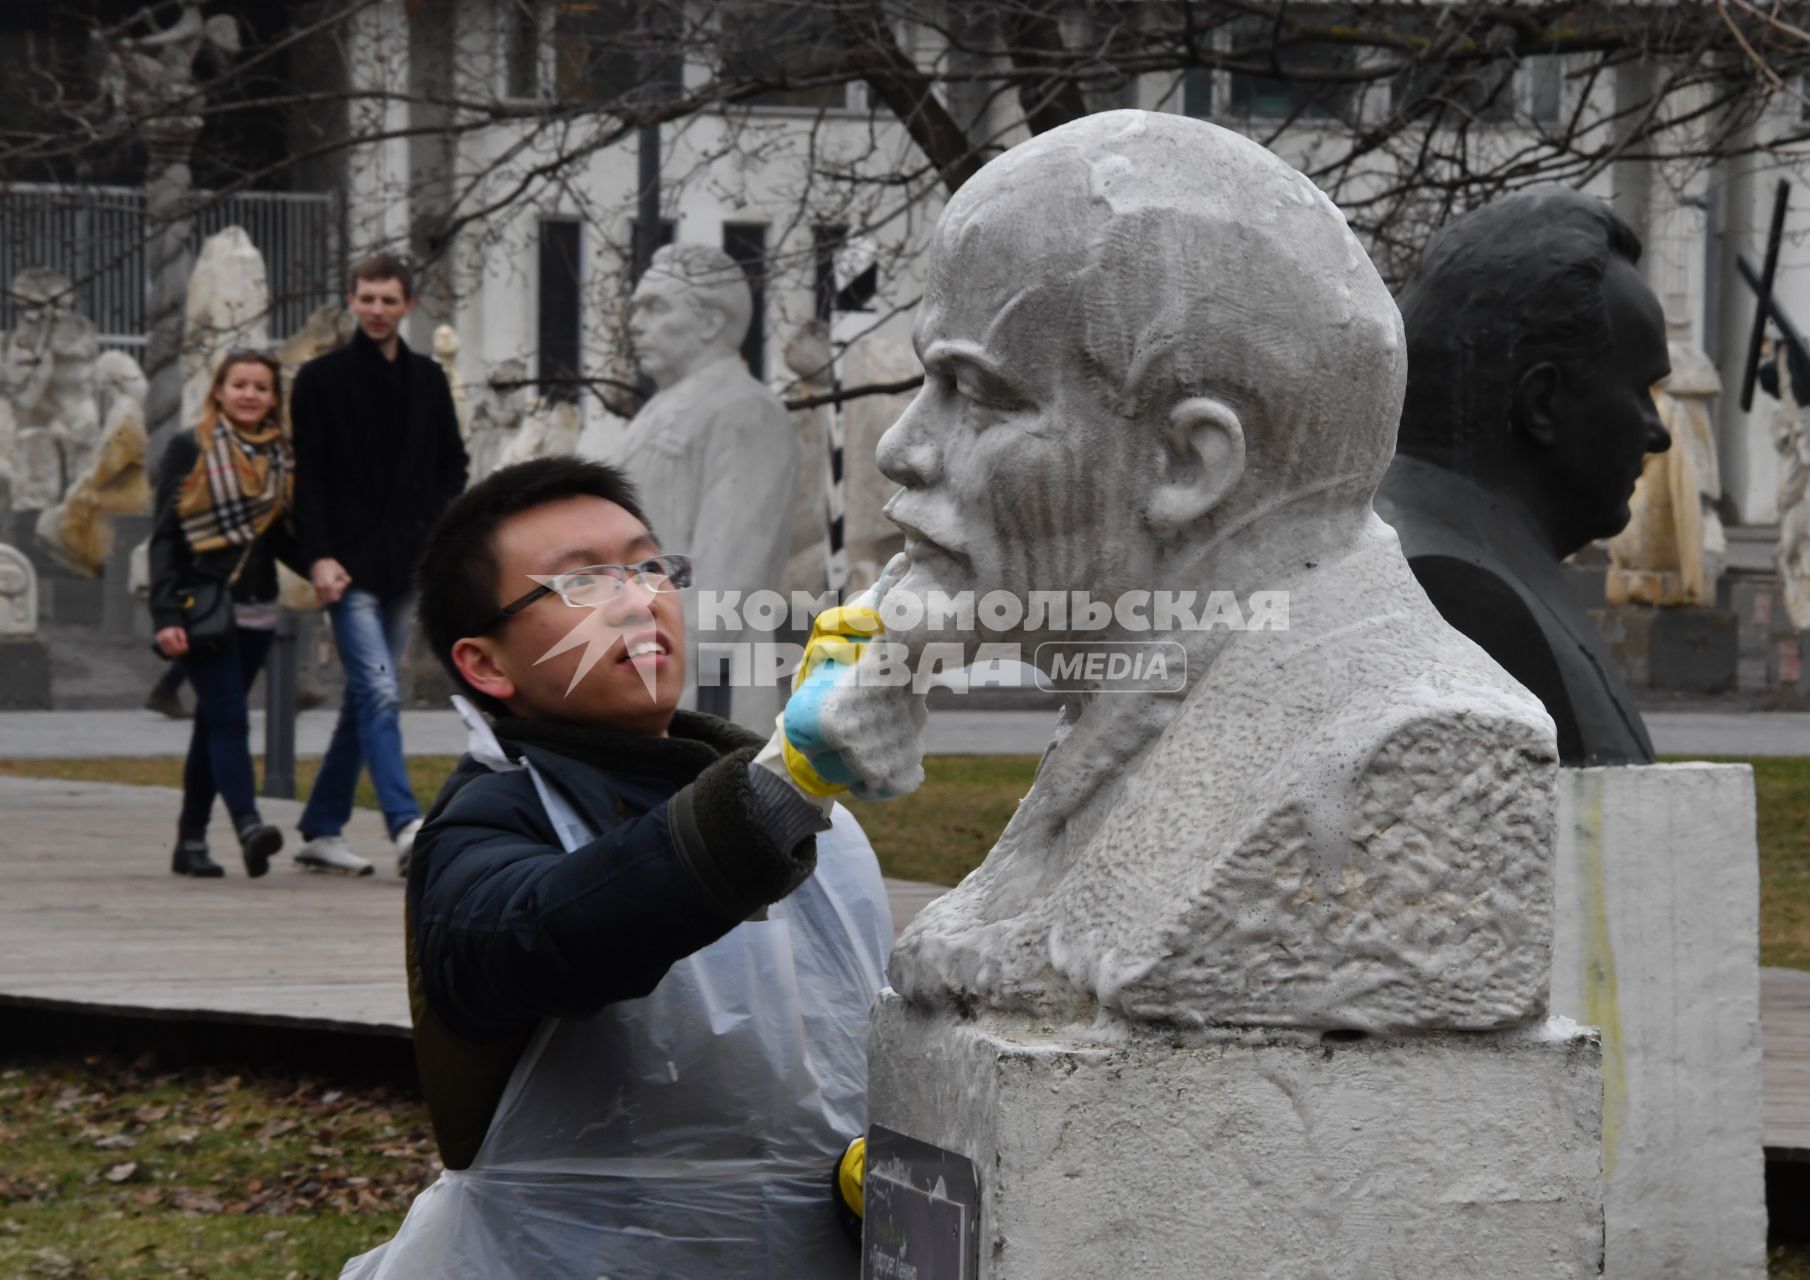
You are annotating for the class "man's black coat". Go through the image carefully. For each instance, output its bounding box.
[291,329,469,599]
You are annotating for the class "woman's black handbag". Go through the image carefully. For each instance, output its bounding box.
[174,544,254,649]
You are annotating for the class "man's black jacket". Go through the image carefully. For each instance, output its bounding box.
[403,712,821,1169]
[291,329,468,599]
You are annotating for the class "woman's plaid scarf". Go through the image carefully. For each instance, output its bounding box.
[174,413,293,554]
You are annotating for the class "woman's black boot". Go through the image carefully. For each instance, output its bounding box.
[172,828,225,878]
[233,813,283,879]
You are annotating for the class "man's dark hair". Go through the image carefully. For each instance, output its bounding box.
[349,253,414,300]
[416,456,652,714]
[1395,186,1644,468]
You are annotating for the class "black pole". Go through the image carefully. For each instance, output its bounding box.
[262,611,298,801]
[1740,179,1790,412]
[1736,252,1810,374]
[633,121,661,283]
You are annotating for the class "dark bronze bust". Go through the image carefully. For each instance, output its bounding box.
[1374,187,1673,766]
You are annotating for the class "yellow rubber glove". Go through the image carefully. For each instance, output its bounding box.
[837,1135,866,1219]
[781,604,885,798]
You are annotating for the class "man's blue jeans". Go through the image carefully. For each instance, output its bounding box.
[299,588,419,840]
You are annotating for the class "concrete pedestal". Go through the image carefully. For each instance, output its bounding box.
[0,634,52,708]
[1591,604,1737,694]
[1552,765,1767,1279]
[868,993,1604,1280]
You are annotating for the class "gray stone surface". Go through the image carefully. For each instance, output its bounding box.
[868,110,1558,1031]
[0,635,52,709]
[0,541,37,633]
[1551,764,1767,1279]
[868,992,1605,1280]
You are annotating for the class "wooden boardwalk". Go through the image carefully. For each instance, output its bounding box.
[0,775,946,1038]
[1766,966,1810,1162]
[2,774,1806,1163]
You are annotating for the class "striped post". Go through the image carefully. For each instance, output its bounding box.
[825,373,848,598]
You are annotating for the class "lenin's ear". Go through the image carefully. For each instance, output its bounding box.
[1512,361,1563,447]
[1147,396,1246,536]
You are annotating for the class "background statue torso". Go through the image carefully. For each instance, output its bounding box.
[1375,453,1655,766]
[617,353,799,628]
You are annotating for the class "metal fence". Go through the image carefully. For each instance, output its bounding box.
[0,183,341,353]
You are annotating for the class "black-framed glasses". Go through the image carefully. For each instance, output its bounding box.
[480,555,693,633]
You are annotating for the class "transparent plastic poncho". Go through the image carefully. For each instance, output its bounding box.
[342,711,892,1279]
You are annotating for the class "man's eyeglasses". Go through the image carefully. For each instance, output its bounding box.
[480,555,693,632]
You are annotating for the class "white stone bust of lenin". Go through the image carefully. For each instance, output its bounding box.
[871,111,1559,1033]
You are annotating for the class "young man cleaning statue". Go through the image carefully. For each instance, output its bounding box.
[339,456,913,1280]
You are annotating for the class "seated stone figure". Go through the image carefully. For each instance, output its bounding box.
[876,110,1558,1033]
[1374,189,1673,766]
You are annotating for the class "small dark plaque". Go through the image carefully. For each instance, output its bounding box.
[862,1124,980,1280]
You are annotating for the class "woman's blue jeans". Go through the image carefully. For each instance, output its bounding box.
[298,589,420,840]
[179,626,274,831]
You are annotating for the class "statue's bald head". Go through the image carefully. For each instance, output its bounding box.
[644,244,751,350]
[921,111,1405,515]
[630,244,755,388]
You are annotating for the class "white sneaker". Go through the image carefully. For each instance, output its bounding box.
[393,818,424,878]
[295,834,375,877]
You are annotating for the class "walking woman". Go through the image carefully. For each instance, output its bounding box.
[149,349,300,878]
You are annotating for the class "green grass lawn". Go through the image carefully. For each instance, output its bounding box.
[0,1056,432,1279]
[1738,758,1810,971]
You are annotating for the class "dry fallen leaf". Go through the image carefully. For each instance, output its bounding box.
[102,1160,140,1183]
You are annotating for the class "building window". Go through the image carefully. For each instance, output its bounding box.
[1226,18,1358,122]
[500,0,541,99]
[499,1,683,106]
[539,218,582,403]
[629,216,677,281]
[720,2,854,110]
[813,224,877,320]
[1181,67,1213,119]
[1392,57,1515,124]
[1529,56,1563,124]
[721,222,768,379]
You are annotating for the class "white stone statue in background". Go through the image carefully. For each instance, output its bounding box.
[95,0,240,125]
[276,301,352,400]
[872,111,1559,1032]
[464,358,530,482]
[781,319,832,596]
[434,323,467,430]
[495,397,581,473]
[35,350,151,576]
[0,542,38,634]
[180,226,270,429]
[0,268,100,508]
[1606,315,1726,608]
[1769,339,1810,632]
[620,245,799,726]
[460,358,584,481]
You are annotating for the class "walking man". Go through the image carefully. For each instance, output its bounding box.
[292,255,469,875]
